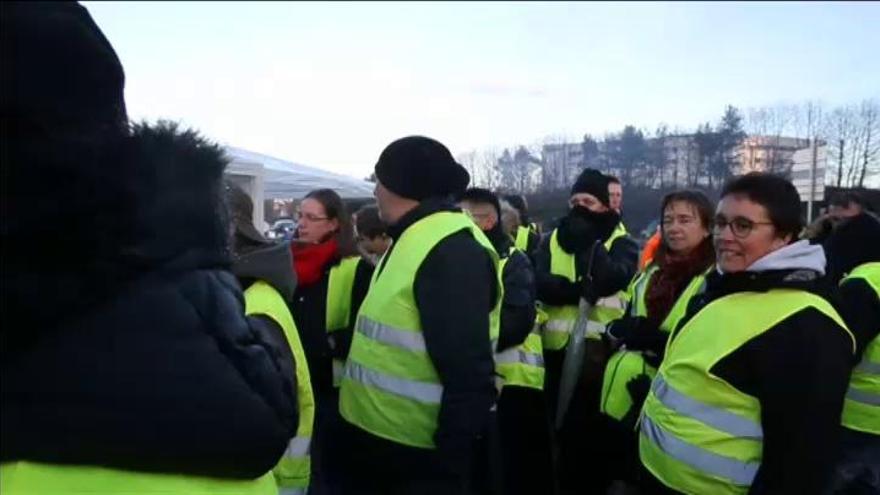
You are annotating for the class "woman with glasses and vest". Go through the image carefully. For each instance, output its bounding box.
[458,188,555,495]
[596,190,715,493]
[1,4,298,494]
[638,173,856,495]
[288,188,373,494]
[824,210,880,495]
[337,136,500,495]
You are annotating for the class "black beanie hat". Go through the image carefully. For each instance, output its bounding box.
[459,187,502,219]
[570,168,611,207]
[374,136,470,201]
[1,1,128,137]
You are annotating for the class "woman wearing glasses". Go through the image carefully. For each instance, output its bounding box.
[638,173,856,495]
[289,188,373,495]
[596,190,716,492]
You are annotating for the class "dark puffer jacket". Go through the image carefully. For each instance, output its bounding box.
[1,123,298,479]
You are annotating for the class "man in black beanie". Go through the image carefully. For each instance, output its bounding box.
[337,136,500,494]
[533,168,639,494]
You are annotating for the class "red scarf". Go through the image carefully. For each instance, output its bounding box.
[291,238,339,287]
[644,239,714,325]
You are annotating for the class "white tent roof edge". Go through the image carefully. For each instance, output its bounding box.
[223,145,375,200]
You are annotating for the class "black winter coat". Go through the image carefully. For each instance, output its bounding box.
[1,123,298,479]
[288,255,373,398]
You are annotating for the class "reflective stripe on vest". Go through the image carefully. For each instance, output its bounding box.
[542,225,628,350]
[327,256,362,387]
[0,462,278,495]
[639,290,854,495]
[494,250,546,390]
[840,261,880,435]
[340,211,501,449]
[601,268,709,420]
[245,281,315,492]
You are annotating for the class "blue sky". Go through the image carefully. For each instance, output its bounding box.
[83,1,880,179]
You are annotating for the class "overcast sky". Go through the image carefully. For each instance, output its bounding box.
[84,1,880,179]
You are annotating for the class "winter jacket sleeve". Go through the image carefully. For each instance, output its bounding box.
[328,258,374,360]
[583,235,639,302]
[414,231,497,471]
[711,307,854,495]
[497,250,537,351]
[836,278,880,362]
[535,232,582,306]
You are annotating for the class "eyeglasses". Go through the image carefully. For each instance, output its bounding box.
[296,212,329,222]
[713,215,774,239]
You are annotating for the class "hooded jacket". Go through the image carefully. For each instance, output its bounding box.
[648,241,855,495]
[1,123,298,479]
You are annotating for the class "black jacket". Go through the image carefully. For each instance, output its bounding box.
[535,223,639,307]
[485,222,537,352]
[662,260,854,495]
[1,123,298,479]
[288,254,373,399]
[376,198,498,465]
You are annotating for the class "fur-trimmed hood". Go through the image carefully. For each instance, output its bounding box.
[3,121,234,352]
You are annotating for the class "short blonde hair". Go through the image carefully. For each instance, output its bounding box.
[499,199,521,238]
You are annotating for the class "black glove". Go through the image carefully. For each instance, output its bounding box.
[604,316,644,349]
[557,207,601,253]
[626,374,652,407]
[581,245,612,303]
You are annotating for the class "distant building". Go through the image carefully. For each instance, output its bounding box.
[540,134,818,190]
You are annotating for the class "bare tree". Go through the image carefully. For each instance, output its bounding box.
[825,105,858,187]
[856,98,880,187]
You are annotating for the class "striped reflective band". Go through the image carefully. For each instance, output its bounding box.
[652,375,763,439]
[641,414,758,486]
[546,319,606,336]
[545,319,575,334]
[855,360,880,375]
[847,387,880,406]
[586,320,606,336]
[283,435,311,458]
[357,317,427,353]
[279,488,307,495]
[496,348,544,367]
[344,361,442,404]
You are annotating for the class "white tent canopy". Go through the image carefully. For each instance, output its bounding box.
[224,146,375,200]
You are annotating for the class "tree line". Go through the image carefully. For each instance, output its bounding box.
[454,99,880,194]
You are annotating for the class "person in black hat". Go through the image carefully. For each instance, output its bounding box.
[2,2,298,491]
[533,168,639,494]
[337,136,500,495]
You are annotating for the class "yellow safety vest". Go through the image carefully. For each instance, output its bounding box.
[542,224,628,351]
[495,248,546,391]
[326,256,362,387]
[840,261,880,435]
[339,211,501,448]
[514,225,531,252]
[600,265,709,421]
[0,462,277,495]
[639,290,854,495]
[245,281,316,495]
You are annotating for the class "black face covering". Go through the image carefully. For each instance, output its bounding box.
[556,206,621,254]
